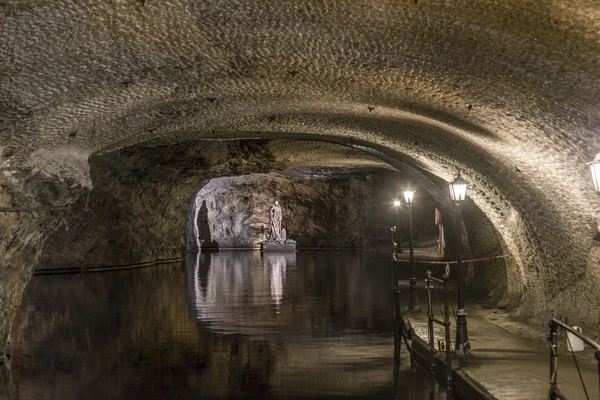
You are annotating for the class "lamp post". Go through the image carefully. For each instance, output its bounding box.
[393,200,403,255]
[449,171,471,358]
[404,189,420,312]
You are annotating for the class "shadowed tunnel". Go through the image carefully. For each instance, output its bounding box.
[1,0,600,377]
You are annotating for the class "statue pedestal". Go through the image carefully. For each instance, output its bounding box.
[261,240,296,252]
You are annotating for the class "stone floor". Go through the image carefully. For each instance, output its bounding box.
[405,289,599,400]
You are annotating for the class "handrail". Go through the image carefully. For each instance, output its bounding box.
[392,262,413,367]
[548,318,600,400]
[427,275,445,284]
[392,253,505,264]
[550,319,600,351]
[425,268,452,390]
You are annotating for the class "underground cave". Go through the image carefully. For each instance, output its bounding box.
[2,1,600,399]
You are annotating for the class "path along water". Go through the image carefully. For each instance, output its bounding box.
[404,278,599,400]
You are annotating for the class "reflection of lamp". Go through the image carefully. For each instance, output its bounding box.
[449,171,470,358]
[403,188,419,312]
[591,153,600,192]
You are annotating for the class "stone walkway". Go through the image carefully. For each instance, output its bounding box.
[406,290,599,399]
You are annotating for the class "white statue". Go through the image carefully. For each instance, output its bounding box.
[262,200,296,251]
[268,201,283,242]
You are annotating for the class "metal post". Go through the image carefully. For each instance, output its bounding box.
[408,203,420,312]
[426,270,435,372]
[443,269,452,390]
[454,203,471,359]
[392,226,398,256]
[396,207,403,253]
[394,283,402,366]
[393,261,401,366]
[548,320,559,400]
[595,350,600,400]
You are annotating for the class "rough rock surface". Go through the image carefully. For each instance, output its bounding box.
[188,172,438,250]
[39,140,440,267]
[1,0,600,352]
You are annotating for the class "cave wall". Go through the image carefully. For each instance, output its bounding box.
[38,140,440,269]
[461,201,510,306]
[0,154,91,357]
[188,172,438,249]
[38,140,285,269]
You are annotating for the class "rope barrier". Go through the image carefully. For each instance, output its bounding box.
[33,257,184,276]
[464,255,506,263]
[0,207,71,213]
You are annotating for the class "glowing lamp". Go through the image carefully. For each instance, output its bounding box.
[393,200,401,207]
[449,172,467,202]
[403,190,414,204]
[591,154,600,192]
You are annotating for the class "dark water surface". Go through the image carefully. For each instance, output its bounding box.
[12,251,449,399]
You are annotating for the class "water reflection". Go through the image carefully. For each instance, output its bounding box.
[187,251,294,329]
[266,253,291,310]
[11,251,449,399]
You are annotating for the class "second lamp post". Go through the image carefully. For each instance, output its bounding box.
[403,189,420,312]
[449,171,471,358]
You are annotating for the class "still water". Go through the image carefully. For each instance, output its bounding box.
[12,251,449,399]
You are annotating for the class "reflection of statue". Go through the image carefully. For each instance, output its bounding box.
[267,254,287,311]
[268,201,283,242]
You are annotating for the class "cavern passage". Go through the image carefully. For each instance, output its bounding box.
[2,0,600,397]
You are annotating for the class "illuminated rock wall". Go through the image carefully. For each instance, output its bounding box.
[38,140,440,267]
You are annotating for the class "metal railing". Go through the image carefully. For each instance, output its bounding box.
[548,318,600,400]
[425,267,452,389]
[392,263,413,367]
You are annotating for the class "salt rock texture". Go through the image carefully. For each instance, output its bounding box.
[1,0,600,355]
[188,172,439,250]
[39,140,404,267]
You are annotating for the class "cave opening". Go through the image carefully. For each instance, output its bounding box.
[183,153,444,254]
